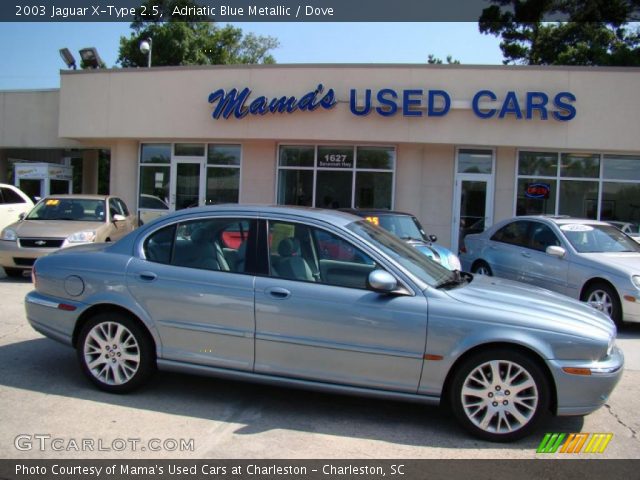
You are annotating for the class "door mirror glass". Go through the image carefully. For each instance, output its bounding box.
[367,270,397,293]
[546,245,566,258]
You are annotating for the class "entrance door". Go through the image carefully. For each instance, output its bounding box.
[453,176,494,254]
[170,161,204,211]
[452,149,495,254]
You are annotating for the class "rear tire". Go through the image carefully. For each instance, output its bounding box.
[582,282,623,327]
[77,312,156,393]
[450,348,550,442]
[471,261,493,276]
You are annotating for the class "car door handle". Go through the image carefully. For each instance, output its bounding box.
[138,271,157,281]
[521,251,531,258]
[265,287,291,299]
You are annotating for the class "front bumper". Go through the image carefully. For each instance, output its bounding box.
[0,240,57,270]
[550,346,624,416]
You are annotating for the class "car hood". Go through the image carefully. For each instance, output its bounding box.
[580,252,640,273]
[445,274,615,340]
[11,220,103,238]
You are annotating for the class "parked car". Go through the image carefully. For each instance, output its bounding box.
[0,183,34,232]
[138,194,170,226]
[342,209,461,271]
[0,195,136,277]
[460,215,640,326]
[609,221,640,244]
[26,206,622,442]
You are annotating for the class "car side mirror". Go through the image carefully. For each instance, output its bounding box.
[428,234,438,243]
[546,245,566,258]
[367,270,398,294]
[112,214,126,222]
[18,212,26,221]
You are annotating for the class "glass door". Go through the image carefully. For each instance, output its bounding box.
[454,177,493,253]
[170,161,204,211]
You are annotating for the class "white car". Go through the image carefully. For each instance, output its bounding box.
[0,184,34,232]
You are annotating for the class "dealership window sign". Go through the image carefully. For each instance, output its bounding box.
[208,85,576,121]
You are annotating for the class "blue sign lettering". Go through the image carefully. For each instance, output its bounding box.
[209,86,576,121]
[208,84,336,119]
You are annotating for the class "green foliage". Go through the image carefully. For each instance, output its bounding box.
[427,54,461,64]
[479,0,640,65]
[117,0,279,67]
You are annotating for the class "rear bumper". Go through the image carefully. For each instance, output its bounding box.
[25,291,85,346]
[550,346,624,416]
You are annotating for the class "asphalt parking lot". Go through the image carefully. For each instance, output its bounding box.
[0,272,638,459]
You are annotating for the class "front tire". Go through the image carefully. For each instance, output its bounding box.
[582,282,622,327]
[471,261,493,276]
[450,349,550,442]
[77,312,156,393]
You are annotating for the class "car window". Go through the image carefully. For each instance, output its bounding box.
[144,217,256,273]
[1,187,26,204]
[109,198,123,217]
[491,221,530,247]
[139,195,168,210]
[26,198,105,221]
[267,220,377,289]
[529,223,561,252]
[560,224,640,253]
[115,198,130,217]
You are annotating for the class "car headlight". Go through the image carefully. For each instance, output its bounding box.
[632,275,640,289]
[0,228,17,241]
[607,336,615,357]
[62,230,97,247]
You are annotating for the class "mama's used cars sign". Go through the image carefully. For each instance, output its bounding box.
[208,84,576,122]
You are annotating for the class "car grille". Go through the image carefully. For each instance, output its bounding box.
[18,238,65,248]
[13,258,36,266]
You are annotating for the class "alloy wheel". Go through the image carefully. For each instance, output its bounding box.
[83,321,141,386]
[460,359,538,434]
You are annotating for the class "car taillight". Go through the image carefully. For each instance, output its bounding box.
[31,265,38,289]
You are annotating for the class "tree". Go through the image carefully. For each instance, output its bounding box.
[479,0,640,66]
[427,54,461,64]
[117,0,279,67]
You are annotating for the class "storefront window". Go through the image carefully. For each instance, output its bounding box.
[560,153,600,178]
[141,144,171,164]
[518,151,557,177]
[206,168,240,204]
[277,145,395,209]
[517,151,640,226]
[603,155,640,181]
[138,143,241,221]
[516,178,557,215]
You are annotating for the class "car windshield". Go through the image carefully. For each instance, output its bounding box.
[26,198,106,222]
[560,223,640,253]
[370,214,426,241]
[347,220,456,287]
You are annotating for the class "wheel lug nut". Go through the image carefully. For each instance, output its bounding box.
[505,390,510,396]
[503,400,508,405]
[112,344,117,349]
[106,346,110,351]
[117,353,121,357]
[111,359,116,363]
[492,402,498,407]
[495,386,501,391]
[488,392,493,398]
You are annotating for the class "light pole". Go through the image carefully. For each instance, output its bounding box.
[139,38,152,68]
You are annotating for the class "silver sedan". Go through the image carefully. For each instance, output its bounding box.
[25,206,622,442]
[460,216,640,326]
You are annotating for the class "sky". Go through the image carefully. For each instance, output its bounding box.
[0,22,504,90]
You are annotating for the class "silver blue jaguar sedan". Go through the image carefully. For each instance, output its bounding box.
[25,206,622,442]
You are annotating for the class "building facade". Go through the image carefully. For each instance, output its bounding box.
[1,64,639,251]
